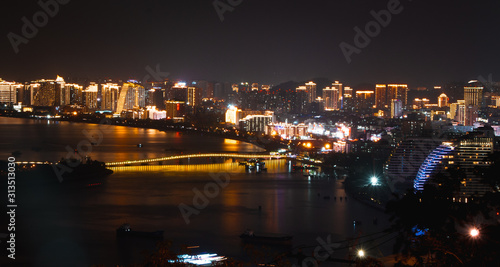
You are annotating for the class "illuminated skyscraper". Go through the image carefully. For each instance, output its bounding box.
[464,105,478,126]
[464,86,483,107]
[84,83,99,110]
[116,82,145,113]
[449,100,465,121]
[388,84,408,106]
[101,83,120,111]
[187,86,202,106]
[355,90,375,110]
[414,132,494,201]
[31,79,57,106]
[165,101,185,119]
[438,93,449,107]
[391,99,403,118]
[331,81,342,108]
[225,106,242,124]
[64,83,83,106]
[305,81,316,103]
[54,76,71,106]
[343,86,353,110]
[295,85,308,114]
[323,86,339,110]
[0,79,22,104]
[375,84,387,109]
[169,82,188,101]
[239,114,273,133]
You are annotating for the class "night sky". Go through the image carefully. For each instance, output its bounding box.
[1,0,499,86]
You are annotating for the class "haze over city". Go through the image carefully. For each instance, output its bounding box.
[1,0,499,85]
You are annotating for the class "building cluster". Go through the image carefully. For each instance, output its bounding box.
[2,74,500,201]
[0,77,236,120]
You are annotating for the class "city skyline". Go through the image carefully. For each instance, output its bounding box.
[0,0,499,85]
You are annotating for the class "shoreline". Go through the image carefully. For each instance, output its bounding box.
[0,114,270,152]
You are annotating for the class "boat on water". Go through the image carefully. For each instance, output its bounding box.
[240,229,293,245]
[116,223,164,239]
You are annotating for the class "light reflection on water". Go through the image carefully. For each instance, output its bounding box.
[2,117,393,266]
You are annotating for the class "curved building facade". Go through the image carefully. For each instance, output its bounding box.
[413,143,455,191]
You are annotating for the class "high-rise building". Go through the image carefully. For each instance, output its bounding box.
[375,84,388,109]
[331,81,342,108]
[0,79,22,104]
[388,84,408,106]
[464,105,478,126]
[355,91,375,110]
[414,131,494,201]
[165,101,185,119]
[323,86,339,110]
[66,83,83,106]
[31,80,57,106]
[54,76,71,106]
[206,82,214,98]
[225,106,243,124]
[391,99,403,118]
[384,138,443,192]
[239,114,273,133]
[295,86,308,114]
[101,83,120,111]
[305,81,316,103]
[438,93,449,108]
[29,76,82,107]
[491,96,500,108]
[449,100,465,121]
[464,86,483,107]
[456,101,466,125]
[84,83,99,110]
[343,86,353,110]
[187,86,202,106]
[116,82,145,113]
[169,82,188,101]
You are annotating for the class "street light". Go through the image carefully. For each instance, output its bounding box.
[357,249,365,257]
[370,176,379,186]
[470,228,479,238]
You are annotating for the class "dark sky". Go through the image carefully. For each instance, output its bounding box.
[1,0,499,86]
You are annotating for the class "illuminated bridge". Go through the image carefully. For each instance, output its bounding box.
[105,153,284,167]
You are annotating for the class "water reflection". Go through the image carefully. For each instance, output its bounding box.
[0,117,265,162]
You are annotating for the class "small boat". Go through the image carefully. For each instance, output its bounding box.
[240,229,292,245]
[116,223,163,239]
